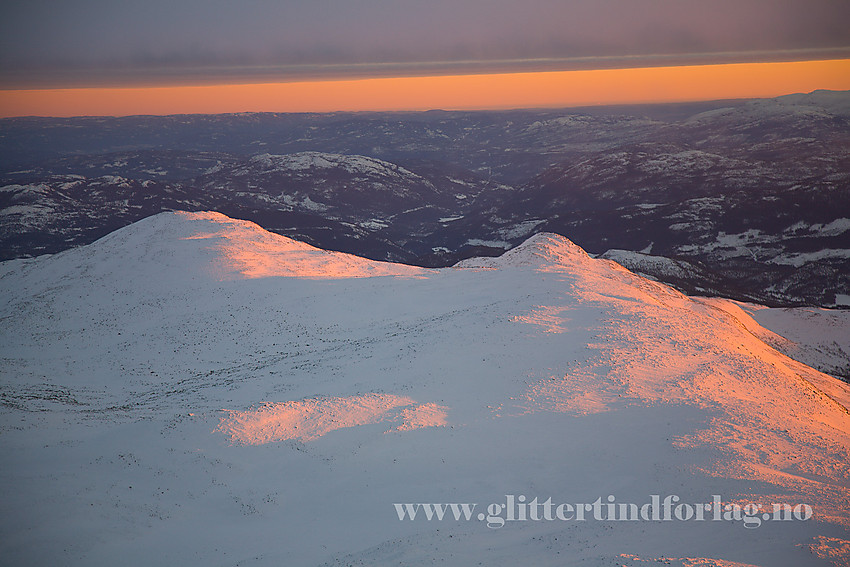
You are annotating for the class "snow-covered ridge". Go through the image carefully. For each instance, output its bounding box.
[455,232,592,270]
[687,89,850,123]
[599,249,703,280]
[48,213,612,282]
[245,151,423,180]
[17,211,426,282]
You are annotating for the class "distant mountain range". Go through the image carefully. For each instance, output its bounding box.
[2,90,849,307]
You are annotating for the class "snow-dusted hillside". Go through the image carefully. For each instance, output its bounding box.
[1,212,848,566]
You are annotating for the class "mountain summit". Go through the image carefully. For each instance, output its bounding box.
[16,210,426,282]
[455,232,592,270]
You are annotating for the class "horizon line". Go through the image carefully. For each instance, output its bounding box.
[1,58,849,119]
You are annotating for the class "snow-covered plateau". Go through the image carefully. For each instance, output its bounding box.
[1,211,848,566]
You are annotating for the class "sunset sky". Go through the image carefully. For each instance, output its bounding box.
[1,0,849,116]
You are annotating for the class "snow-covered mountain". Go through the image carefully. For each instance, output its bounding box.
[1,211,848,566]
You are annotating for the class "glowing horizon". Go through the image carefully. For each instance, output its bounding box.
[1,59,849,118]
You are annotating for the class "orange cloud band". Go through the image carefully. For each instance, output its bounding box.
[1,59,849,117]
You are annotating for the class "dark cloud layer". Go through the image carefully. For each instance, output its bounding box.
[2,0,849,88]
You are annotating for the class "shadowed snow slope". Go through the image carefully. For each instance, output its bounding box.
[1,211,848,566]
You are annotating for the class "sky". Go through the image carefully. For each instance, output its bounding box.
[1,0,849,116]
